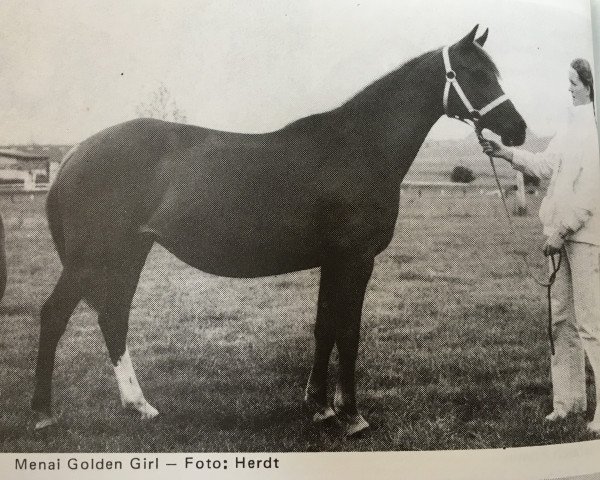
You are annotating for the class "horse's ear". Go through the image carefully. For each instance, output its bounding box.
[457,25,479,48]
[475,28,489,47]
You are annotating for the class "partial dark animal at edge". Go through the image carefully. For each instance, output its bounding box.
[0,213,6,302]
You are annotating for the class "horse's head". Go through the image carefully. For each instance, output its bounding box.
[445,25,526,146]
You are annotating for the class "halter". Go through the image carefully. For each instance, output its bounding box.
[442,45,510,122]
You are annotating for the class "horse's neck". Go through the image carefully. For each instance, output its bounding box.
[338,50,445,177]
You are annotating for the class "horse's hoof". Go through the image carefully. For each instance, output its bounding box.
[34,412,58,430]
[139,402,159,420]
[312,405,336,423]
[304,395,335,423]
[124,400,159,420]
[336,413,370,437]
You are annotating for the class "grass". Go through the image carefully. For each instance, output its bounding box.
[0,192,597,452]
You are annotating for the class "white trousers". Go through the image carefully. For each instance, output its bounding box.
[550,241,600,420]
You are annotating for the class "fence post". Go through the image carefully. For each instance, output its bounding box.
[24,171,35,192]
[514,171,527,215]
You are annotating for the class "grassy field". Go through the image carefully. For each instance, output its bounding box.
[0,191,597,452]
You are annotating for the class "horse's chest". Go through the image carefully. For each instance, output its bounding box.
[320,194,399,254]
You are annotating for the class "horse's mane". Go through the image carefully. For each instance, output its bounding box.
[342,49,439,110]
[345,43,500,109]
[285,42,500,133]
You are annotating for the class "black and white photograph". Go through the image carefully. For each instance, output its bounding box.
[0,0,599,478]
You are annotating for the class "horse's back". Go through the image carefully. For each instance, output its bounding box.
[48,118,329,275]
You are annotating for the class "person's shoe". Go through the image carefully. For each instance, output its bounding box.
[587,420,600,435]
[544,410,567,421]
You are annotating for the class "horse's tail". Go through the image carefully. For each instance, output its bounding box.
[46,145,78,264]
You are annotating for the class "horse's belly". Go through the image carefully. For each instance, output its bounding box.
[142,219,320,278]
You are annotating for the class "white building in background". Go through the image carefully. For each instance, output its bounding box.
[0,145,72,191]
[0,148,49,191]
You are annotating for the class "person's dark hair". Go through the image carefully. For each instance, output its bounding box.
[571,58,594,101]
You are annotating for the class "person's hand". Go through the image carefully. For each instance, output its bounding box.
[479,139,513,162]
[543,232,564,256]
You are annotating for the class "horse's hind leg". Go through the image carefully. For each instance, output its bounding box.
[32,270,82,429]
[99,304,159,420]
[93,245,158,420]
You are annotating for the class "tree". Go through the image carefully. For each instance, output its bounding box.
[450,166,476,183]
[135,83,187,123]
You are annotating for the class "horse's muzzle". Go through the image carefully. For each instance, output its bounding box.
[500,119,527,147]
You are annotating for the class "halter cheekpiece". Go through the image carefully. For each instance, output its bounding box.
[442,45,510,121]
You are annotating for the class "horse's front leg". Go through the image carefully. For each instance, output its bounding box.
[306,255,374,435]
[304,261,339,423]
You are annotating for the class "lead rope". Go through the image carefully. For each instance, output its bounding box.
[475,125,561,355]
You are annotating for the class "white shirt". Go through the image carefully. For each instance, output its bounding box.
[511,102,600,246]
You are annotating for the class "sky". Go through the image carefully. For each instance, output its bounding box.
[0,0,595,144]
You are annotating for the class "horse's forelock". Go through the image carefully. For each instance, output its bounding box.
[473,45,500,77]
[455,44,499,81]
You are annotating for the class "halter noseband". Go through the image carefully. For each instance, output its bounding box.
[442,45,510,122]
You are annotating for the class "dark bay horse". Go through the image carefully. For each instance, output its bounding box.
[33,26,526,435]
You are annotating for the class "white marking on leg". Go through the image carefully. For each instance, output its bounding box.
[113,348,159,420]
[34,412,58,430]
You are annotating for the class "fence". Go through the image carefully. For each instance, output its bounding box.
[401,180,518,195]
[0,178,533,212]
[0,183,50,199]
